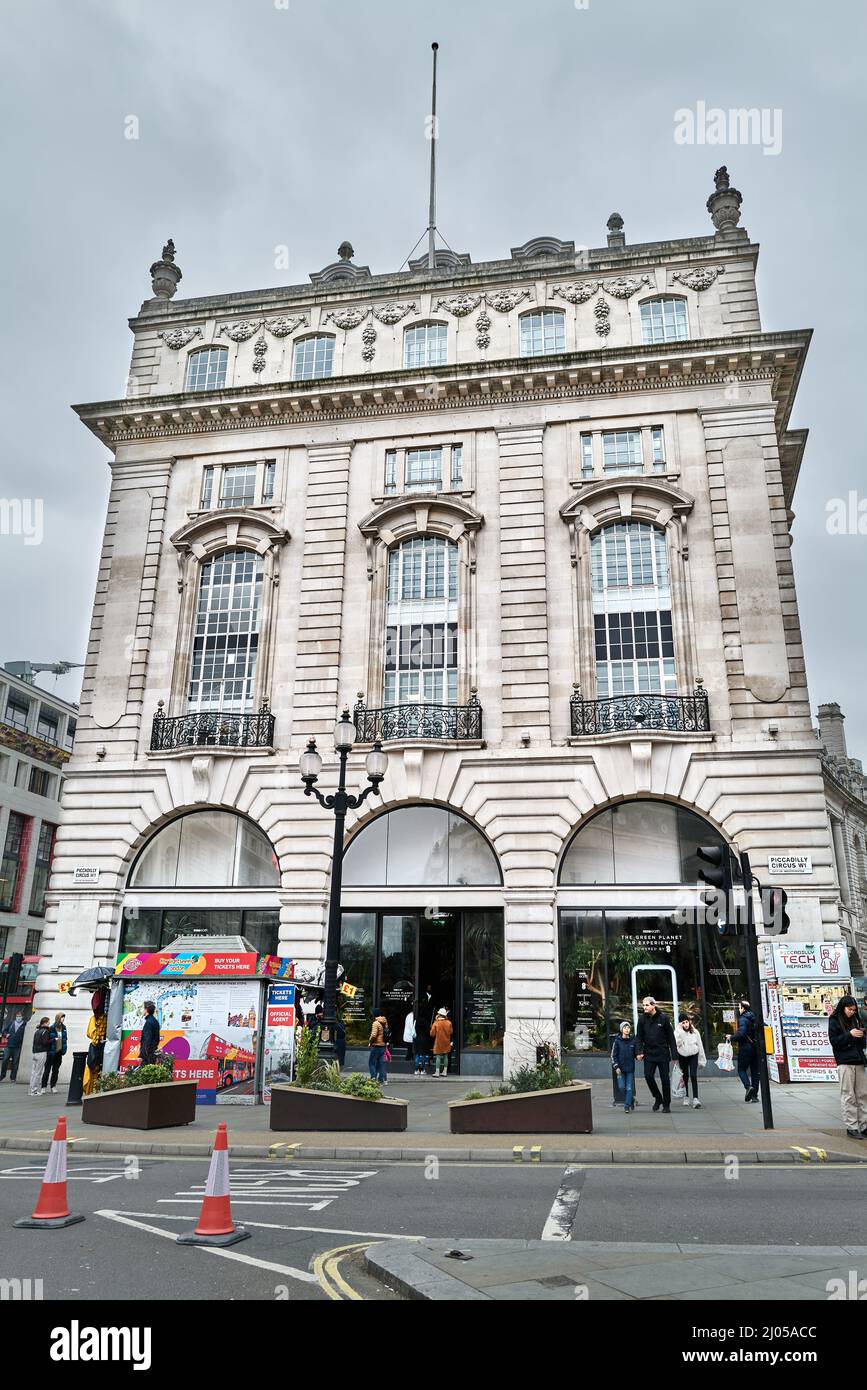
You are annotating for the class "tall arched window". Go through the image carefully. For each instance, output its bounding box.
[187,549,263,713]
[384,537,458,706]
[404,322,447,369]
[591,522,675,697]
[184,346,228,391]
[520,309,565,357]
[292,334,335,380]
[640,296,688,344]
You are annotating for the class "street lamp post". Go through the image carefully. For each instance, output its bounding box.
[299,707,388,1053]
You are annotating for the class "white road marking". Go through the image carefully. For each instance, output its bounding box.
[541,1167,583,1242]
[112,1211,424,1239]
[159,1198,336,1210]
[94,1209,319,1284]
[0,1163,128,1183]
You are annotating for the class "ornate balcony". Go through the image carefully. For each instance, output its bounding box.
[353,694,482,743]
[150,703,275,752]
[570,685,710,737]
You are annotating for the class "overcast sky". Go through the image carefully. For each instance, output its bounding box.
[1,0,865,750]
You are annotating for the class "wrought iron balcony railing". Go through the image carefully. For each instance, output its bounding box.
[570,685,710,737]
[151,703,275,752]
[354,694,482,743]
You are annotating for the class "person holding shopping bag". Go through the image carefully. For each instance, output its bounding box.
[674,1014,707,1108]
[611,1020,637,1112]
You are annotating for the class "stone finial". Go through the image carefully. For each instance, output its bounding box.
[706,166,743,236]
[337,241,355,261]
[149,239,182,299]
[606,212,625,249]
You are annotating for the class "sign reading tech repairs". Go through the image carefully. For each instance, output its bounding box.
[770,941,850,981]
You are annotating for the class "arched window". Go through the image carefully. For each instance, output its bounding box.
[129,811,280,889]
[292,334,335,380]
[591,522,675,698]
[343,806,501,886]
[560,800,725,885]
[184,346,228,391]
[384,537,458,706]
[404,322,447,369]
[520,308,565,357]
[188,549,263,713]
[640,296,688,345]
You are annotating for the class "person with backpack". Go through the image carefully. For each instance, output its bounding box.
[368,1009,389,1085]
[729,1000,759,1101]
[828,995,867,1138]
[674,1014,707,1108]
[611,1020,637,1112]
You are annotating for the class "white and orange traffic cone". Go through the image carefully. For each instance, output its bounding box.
[176,1122,249,1247]
[14,1115,85,1229]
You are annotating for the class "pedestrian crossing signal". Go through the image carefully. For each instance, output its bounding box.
[762,886,790,935]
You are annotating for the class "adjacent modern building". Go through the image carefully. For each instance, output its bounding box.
[818,702,867,973]
[0,664,76,965]
[34,168,847,1074]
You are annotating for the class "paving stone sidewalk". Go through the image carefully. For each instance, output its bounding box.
[0,1075,863,1163]
[366,1238,867,1301]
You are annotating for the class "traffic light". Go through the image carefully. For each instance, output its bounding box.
[762,886,790,936]
[2,952,23,996]
[697,845,738,934]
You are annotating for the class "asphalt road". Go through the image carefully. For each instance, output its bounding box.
[3,1153,866,1300]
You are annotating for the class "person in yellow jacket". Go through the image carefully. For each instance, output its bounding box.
[429,1007,453,1077]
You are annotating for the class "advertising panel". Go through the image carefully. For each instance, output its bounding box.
[120,977,261,1104]
[263,983,296,1102]
[770,940,850,981]
[116,951,259,978]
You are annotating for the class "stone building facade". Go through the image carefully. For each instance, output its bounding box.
[818,703,867,972]
[34,169,844,1074]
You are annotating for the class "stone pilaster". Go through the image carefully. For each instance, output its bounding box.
[496,425,551,739]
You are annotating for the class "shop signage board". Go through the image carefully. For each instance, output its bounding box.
[764,940,849,1084]
[116,950,259,978]
[770,941,850,981]
[263,983,296,1102]
[767,854,812,875]
[72,866,100,884]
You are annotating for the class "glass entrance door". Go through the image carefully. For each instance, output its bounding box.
[419,912,459,1074]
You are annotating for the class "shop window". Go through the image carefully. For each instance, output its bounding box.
[339,912,376,1047]
[560,801,725,885]
[462,910,505,1050]
[129,812,280,888]
[343,806,500,887]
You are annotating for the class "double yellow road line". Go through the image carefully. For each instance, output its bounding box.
[313,1241,372,1300]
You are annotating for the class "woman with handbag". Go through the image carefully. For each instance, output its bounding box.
[674,1014,706,1108]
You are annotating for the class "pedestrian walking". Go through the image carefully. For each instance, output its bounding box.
[611,1020,637,1112]
[29,1016,51,1095]
[828,995,867,1138]
[139,1001,160,1065]
[41,1013,67,1094]
[403,1004,416,1063]
[430,1007,453,1077]
[635,996,678,1112]
[368,1009,389,1085]
[0,1011,26,1082]
[674,1014,707,1108]
[414,985,435,1075]
[729,1000,759,1101]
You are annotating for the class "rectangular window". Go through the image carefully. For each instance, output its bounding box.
[0,812,28,911]
[405,447,443,493]
[5,691,30,731]
[185,347,228,391]
[28,822,56,917]
[64,718,77,752]
[384,450,397,495]
[262,461,276,502]
[36,708,59,744]
[25,929,42,954]
[602,430,643,473]
[580,433,594,475]
[450,444,463,489]
[520,310,566,357]
[0,927,7,956]
[219,464,258,508]
[640,298,688,345]
[200,466,214,509]
[28,768,51,798]
[15,762,28,789]
[651,426,665,468]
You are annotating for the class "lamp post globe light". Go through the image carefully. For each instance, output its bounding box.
[299,706,388,1054]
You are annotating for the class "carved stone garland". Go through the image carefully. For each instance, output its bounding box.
[594,299,611,337]
[320,302,418,362]
[475,309,491,350]
[670,266,726,291]
[435,294,482,317]
[158,326,203,350]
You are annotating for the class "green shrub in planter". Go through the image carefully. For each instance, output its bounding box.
[94,1056,174,1094]
[337,1072,383,1101]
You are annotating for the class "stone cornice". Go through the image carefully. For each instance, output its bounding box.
[74,330,810,449]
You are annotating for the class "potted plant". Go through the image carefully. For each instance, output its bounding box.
[82,1055,197,1130]
[269,1032,408,1133]
[449,1052,592,1135]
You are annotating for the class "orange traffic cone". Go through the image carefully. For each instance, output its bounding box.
[176,1122,249,1247]
[14,1115,84,1229]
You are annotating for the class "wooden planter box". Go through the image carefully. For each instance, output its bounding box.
[270,1085,408,1132]
[82,1081,198,1130]
[449,1082,593,1135]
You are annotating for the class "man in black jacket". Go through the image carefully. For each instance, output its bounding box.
[636,996,678,1112]
[140,1002,160,1065]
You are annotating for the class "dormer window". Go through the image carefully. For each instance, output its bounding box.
[519,309,565,357]
[404,322,447,369]
[184,346,228,391]
[640,296,688,344]
[292,334,335,380]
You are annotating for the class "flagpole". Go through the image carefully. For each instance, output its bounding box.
[428,42,439,270]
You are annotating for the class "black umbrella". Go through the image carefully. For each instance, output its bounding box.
[67,966,115,996]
